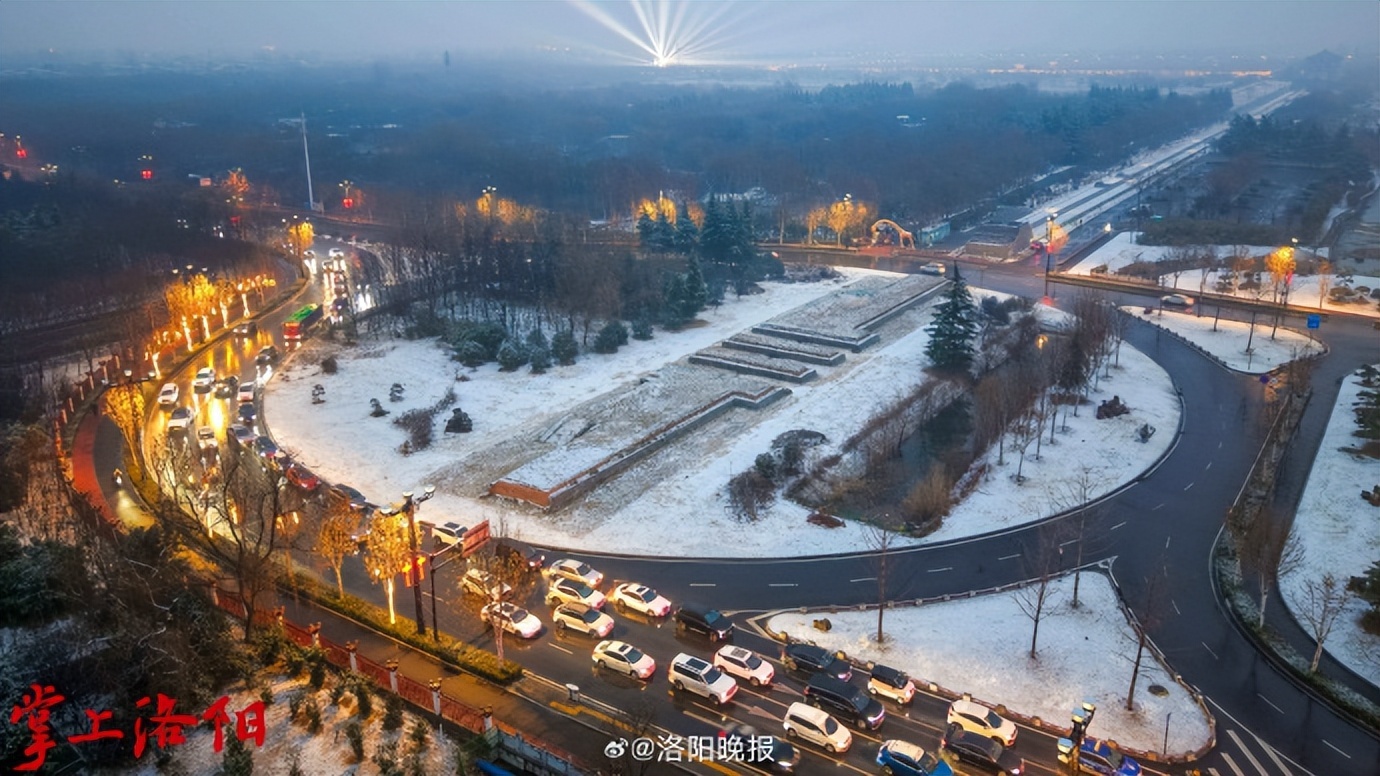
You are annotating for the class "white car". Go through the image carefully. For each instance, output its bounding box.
[192,367,216,392]
[783,702,851,754]
[669,653,737,705]
[947,698,1018,746]
[551,603,614,638]
[546,578,606,610]
[237,380,256,404]
[166,407,194,434]
[1161,293,1194,307]
[157,383,180,407]
[920,261,947,276]
[480,602,542,639]
[328,247,345,258]
[592,640,655,680]
[461,568,512,601]
[611,583,671,617]
[422,519,467,547]
[713,645,775,687]
[196,426,218,452]
[546,558,604,589]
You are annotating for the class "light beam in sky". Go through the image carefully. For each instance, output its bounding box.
[570,0,751,67]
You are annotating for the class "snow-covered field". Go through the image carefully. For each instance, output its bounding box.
[1069,231,1380,321]
[766,572,1212,757]
[1280,364,1380,687]
[265,269,1181,558]
[1123,306,1323,374]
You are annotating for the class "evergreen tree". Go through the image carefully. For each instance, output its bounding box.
[631,319,654,340]
[221,724,254,775]
[699,196,732,265]
[653,211,675,250]
[673,202,699,253]
[529,347,551,374]
[683,255,708,318]
[593,322,626,354]
[525,327,548,353]
[636,212,656,248]
[662,273,688,329]
[551,329,578,366]
[924,264,979,370]
[496,338,528,371]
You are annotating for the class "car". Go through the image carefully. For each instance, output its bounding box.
[1056,737,1140,776]
[920,261,947,276]
[237,379,256,404]
[781,702,851,754]
[462,568,513,601]
[551,603,614,638]
[233,321,257,338]
[196,426,218,452]
[285,463,320,492]
[940,723,1024,775]
[803,674,885,731]
[252,435,278,460]
[303,249,317,259]
[1160,293,1194,307]
[713,645,774,687]
[214,375,239,398]
[876,739,953,776]
[669,653,738,705]
[193,367,216,392]
[781,643,852,682]
[592,640,654,680]
[494,538,545,572]
[546,578,606,610]
[255,345,280,365]
[422,519,467,547]
[611,583,672,617]
[237,402,257,426]
[948,698,1018,747]
[157,383,179,408]
[328,247,345,258]
[674,604,734,642]
[545,558,604,589]
[868,664,915,705]
[480,602,543,639]
[717,724,799,773]
[166,407,194,434]
[228,424,256,448]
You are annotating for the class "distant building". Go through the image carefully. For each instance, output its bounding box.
[962,222,1033,261]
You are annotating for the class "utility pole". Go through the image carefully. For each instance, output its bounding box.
[301,113,320,213]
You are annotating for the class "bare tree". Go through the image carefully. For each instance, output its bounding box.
[1126,560,1170,710]
[1239,510,1305,628]
[1013,525,1063,659]
[1045,466,1111,608]
[863,519,900,644]
[1299,573,1353,673]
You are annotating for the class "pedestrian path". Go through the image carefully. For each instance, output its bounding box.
[1198,727,1312,776]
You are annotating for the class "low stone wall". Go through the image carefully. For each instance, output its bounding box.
[751,322,880,352]
[689,348,819,383]
[722,332,847,366]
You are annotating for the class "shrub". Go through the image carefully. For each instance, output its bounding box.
[373,740,401,776]
[345,719,365,762]
[353,678,373,719]
[754,453,779,483]
[258,686,274,707]
[631,319,654,340]
[287,689,305,721]
[393,409,435,452]
[307,650,327,689]
[727,469,775,522]
[382,692,404,731]
[407,719,430,752]
[529,347,551,374]
[221,724,254,775]
[551,329,578,365]
[901,465,954,533]
[455,340,488,367]
[496,339,529,371]
[594,321,627,354]
[303,696,322,734]
[288,753,304,776]
[321,355,338,374]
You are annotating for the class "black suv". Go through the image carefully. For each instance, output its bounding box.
[494,538,546,573]
[803,674,885,731]
[674,604,734,642]
[781,643,852,682]
[941,722,1024,775]
[255,345,280,365]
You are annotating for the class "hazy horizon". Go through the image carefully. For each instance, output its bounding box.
[2,1,1376,70]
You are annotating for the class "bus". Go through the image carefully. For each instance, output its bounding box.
[282,304,323,341]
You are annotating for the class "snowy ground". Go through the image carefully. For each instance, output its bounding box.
[1124,306,1324,374]
[1068,231,1380,321]
[1279,363,1380,687]
[99,673,460,776]
[265,269,1181,558]
[766,572,1212,757]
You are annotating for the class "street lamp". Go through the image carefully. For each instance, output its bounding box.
[401,486,436,636]
[1044,211,1058,298]
[1058,700,1096,772]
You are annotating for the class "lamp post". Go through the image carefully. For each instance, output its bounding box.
[1044,211,1058,298]
[401,485,436,636]
[1059,700,1096,773]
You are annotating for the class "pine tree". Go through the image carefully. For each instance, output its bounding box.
[699,196,732,265]
[924,265,979,370]
[636,212,656,249]
[496,339,528,371]
[222,724,254,775]
[653,211,675,251]
[683,255,708,318]
[551,329,578,365]
[662,273,688,329]
[673,202,699,253]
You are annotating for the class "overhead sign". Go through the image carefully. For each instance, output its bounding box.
[1307,314,1320,329]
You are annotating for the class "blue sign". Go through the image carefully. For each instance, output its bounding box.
[1307,314,1320,329]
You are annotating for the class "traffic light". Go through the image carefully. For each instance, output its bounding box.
[141,169,153,180]
[342,198,354,209]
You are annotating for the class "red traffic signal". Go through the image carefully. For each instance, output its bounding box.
[342,198,354,209]
[140,169,153,180]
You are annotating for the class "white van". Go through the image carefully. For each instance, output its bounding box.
[782,702,852,754]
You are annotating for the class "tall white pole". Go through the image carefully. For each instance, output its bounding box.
[301,113,317,212]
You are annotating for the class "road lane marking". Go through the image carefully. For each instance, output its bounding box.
[1261,739,1294,774]
[999,553,1021,561]
[689,583,716,587]
[1321,739,1350,758]
[768,583,798,587]
[1202,642,1218,659]
[850,577,877,583]
[1220,752,1247,776]
[1228,729,1269,774]
[548,643,573,655]
[1255,694,1284,715]
[1172,599,1181,615]
[928,567,953,573]
[1111,521,1126,531]
[1060,539,1078,547]
[1166,536,1172,549]
[1152,503,1164,510]
[1205,461,1212,470]
[1184,481,1194,491]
